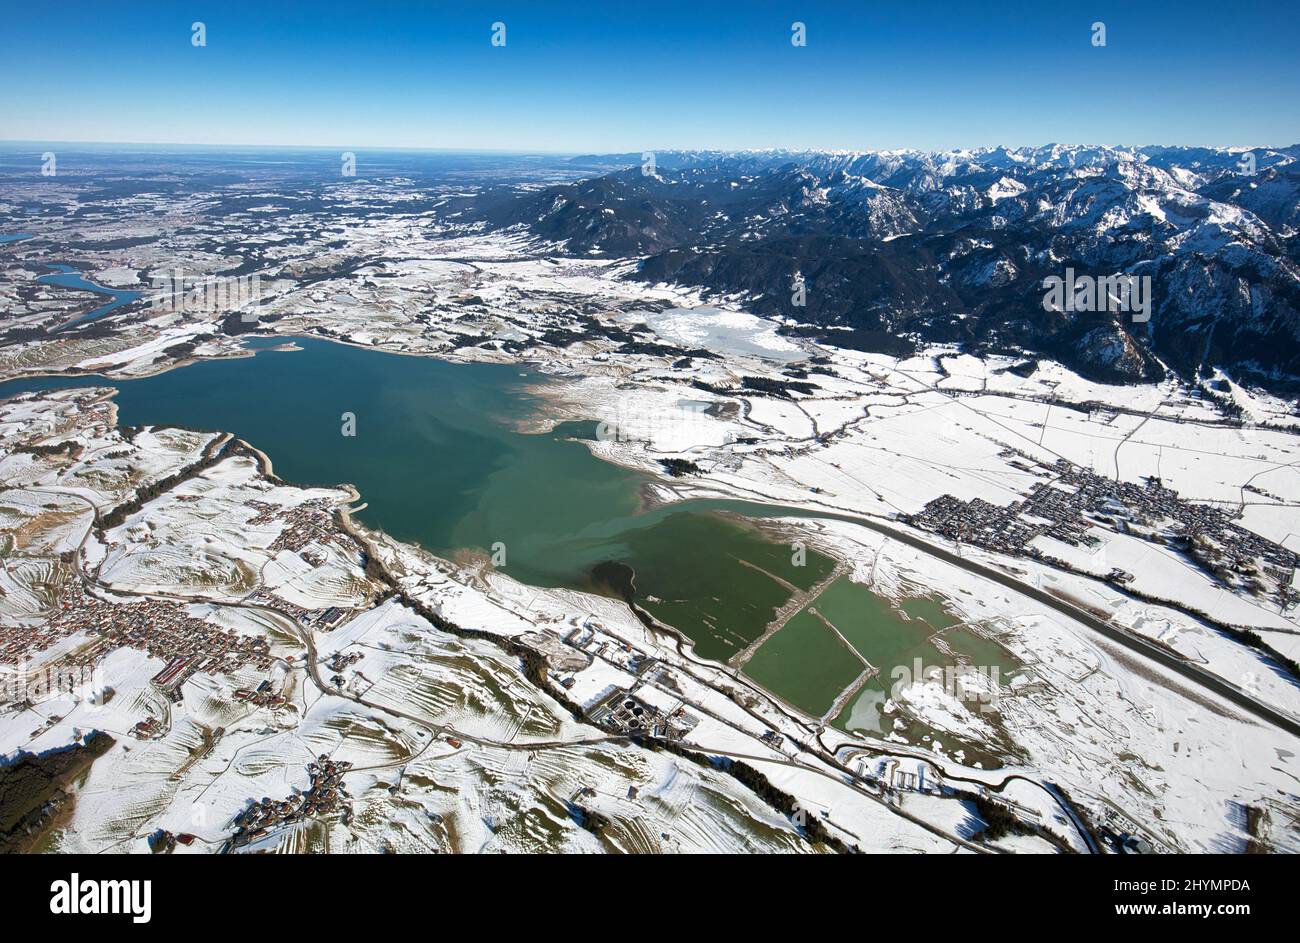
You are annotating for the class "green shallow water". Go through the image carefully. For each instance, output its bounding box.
[741,574,1021,755]
[743,606,866,718]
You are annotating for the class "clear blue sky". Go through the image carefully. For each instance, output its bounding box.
[2,1,1296,152]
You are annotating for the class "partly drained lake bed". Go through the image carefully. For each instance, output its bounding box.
[0,337,1014,750]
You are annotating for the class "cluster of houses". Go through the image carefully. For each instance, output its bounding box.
[4,583,272,690]
[230,755,353,846]
[233,679,289,708]
[259,497,362,559]
[909,459,1298,606]
[326,650,362,672]
[130,716,164,740]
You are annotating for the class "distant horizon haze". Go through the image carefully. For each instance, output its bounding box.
[0,140,1295,157]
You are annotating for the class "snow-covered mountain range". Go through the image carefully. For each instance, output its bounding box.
[471,145,1300,390]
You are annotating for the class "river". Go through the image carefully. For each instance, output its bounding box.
[36,264,144,327]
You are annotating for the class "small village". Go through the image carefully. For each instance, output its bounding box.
[0,582,272,681]
[257,497,364,559]
[908,459,1300,607]
[228,755,354,848]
